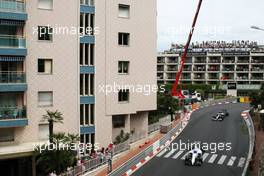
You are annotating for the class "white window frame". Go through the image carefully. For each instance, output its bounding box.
[38,58,53,74]
[118,61,129,74]
[118,4,130,18]
[38,0,53,10]
[38,91,53,107]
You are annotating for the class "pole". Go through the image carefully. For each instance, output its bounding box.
[172,0,203,97]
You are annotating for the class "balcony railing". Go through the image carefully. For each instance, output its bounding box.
[0,107,26,120]
[0,0,25,13]
[0,71,26,83]
[0,35,26,48]
[167,68,177,71]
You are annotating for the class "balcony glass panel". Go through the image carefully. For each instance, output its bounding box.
[0,71,26,83]
[0,0,25,13]
[0,106,26,120]
[0,35,26,48]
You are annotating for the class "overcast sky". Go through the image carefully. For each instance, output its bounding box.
[157,0,264,51]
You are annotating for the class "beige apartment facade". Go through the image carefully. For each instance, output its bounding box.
[0,0,156,174]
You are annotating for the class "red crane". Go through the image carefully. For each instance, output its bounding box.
[171,0,203,98]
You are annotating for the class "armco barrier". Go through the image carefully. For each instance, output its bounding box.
[241,109,255,176]
[108,120,184,176]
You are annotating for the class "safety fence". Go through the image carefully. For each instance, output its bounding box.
[60,141,130,176]
[108,122,183,176]
[148,116,171,134]
[241,109,255,176]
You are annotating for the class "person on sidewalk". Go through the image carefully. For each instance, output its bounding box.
[106,149,113,173]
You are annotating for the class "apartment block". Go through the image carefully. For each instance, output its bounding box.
[0,0,156,175]
[157,45,264,91]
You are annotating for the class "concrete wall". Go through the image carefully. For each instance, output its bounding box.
[14,0,80,144]
[95,0,157,147]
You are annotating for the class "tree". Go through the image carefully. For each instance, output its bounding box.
[250,84,264,109]
[149,92,180,124]
[42,110,63,143]
[34,133,79,176]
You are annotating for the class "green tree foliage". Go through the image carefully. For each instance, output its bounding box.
[42,110,64,143]
[34,133,79,176]
[250,83,264,109]
[149,92,179,124]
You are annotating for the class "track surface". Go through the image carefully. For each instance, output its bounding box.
[132,103,250,176]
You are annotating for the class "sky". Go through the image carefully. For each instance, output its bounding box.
[157,0,264,51]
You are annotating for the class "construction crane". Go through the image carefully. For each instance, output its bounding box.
[171,0,203,98]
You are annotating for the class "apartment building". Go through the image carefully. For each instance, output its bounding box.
[0,0,156,175]
[157,43,264,91]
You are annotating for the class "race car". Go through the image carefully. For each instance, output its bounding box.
[211,109,229,121]
[184,146,203,166]
[218,109,229,116]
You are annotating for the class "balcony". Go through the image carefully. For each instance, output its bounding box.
[0,0,27,20]
[0,106,28,127]
[0,35,27,56]
[0,72,27,92]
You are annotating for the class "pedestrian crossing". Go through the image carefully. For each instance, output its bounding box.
[156,149,246,168]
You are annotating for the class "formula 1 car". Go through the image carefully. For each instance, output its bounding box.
[211,109,229,121]
[184,146,203,166]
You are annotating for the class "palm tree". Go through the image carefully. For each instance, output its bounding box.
[65,133,80,144]
[42,110,63,143]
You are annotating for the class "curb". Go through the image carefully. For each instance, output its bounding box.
[122,112,192,176]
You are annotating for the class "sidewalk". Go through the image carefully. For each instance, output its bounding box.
[94,119,181,176]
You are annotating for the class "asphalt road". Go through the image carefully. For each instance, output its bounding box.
[132,103,250,176]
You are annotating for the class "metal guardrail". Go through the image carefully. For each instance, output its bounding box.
[148,116,171,134]
[241,109,255,176]
[199,97,237,107]
[109,122,183,176]
[60,141,130,176]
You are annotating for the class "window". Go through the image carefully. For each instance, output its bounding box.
[0,129,14,142]
[80,0,95,6]
[118,4,130,18]
[38,26,53,41]
[112,115,126,128]
[80,104,94,126]
[38,59,52,74]
[118,61,129,74]
[80,133,95,155]
[80,44,94,66]
[39,124,49,140]
[38,0,53,9]
[80,74,94,96]
[38,91,53,106]
[80,13,95,35]
[118,33,130,46]
[118,89,129,102]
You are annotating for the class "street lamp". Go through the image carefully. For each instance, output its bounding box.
[251,26,264,31]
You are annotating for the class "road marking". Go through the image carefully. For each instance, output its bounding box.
[202,153,209,162]
[227,156,236,166]
[172,150,184,159]
[164,149,177,158]
[208,154,218,163]
[181,151,189,160]
[238,157,246,167]
[217,155,227,165]
[156,149,168,157]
